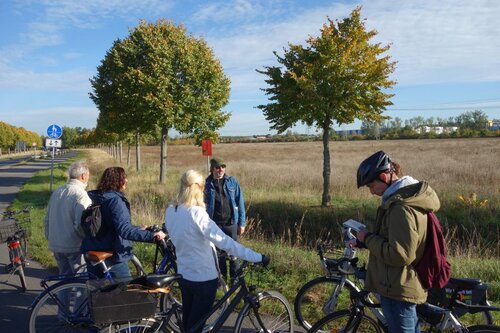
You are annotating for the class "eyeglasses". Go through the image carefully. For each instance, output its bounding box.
[215,165,226,169]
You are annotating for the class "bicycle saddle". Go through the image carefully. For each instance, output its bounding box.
[130,274,182,288]
[85,250,113,262]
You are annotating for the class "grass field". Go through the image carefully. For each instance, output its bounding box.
[9,137,500,325]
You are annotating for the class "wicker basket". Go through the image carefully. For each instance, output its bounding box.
[87,280,157,325]
[0,219,19,243]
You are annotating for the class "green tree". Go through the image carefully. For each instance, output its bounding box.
[455,110,489,132]
[0,122,16,149]
[90,20,230,182]
[257,7,396,206]
[61,126,78,148]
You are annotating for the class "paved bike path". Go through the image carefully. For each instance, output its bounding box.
[0,152,76,332]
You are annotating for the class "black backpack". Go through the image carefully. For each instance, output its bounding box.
[413,212,452,289]
[81,203,105,239]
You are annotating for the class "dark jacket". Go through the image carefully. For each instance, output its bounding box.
[204,174,246,227]
[364,181,440,304]
[80,190,154,263]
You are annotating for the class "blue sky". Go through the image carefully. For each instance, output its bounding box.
[1,0,499,137]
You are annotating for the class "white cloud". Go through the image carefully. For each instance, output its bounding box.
[206,0,500,92]
[193,0,261,23]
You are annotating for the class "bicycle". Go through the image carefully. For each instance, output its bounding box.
[294,220,496,331]
[27,224,227,333]
[308,288,500,333]
[104,259,294,333]
[0,208,31,292]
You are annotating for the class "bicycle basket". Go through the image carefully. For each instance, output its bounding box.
[427,281,488,318]
[87,280,157,325]
[0,219,19,243]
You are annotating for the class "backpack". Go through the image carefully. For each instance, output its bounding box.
[414,212,452,289]
[81,203,105,239]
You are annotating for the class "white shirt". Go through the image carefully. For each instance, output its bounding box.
[165,204,262,282]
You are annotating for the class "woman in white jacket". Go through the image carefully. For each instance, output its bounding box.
[165,170,266,333]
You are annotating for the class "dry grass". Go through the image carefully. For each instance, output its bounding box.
[87,137,499,254]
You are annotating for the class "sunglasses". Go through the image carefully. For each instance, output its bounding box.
[215,165,226,169]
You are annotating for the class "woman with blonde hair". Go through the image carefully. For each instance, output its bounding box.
[165,170,267,333]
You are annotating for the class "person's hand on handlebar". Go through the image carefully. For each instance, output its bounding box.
[153,230,166,241]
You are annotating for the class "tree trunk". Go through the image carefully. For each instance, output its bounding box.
[321,123,331,207]
[135,132,141,172]
[127,142,131,166]
[118,141,122,163]
[159,127,168,183]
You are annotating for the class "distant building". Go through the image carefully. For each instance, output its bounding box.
[488,119,500,131]
[415,126,458,134]
[335,129,363,136]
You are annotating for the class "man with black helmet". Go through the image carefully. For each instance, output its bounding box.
[204,157,246,284]
[350,150,440,333]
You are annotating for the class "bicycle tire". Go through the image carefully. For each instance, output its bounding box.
[467,325,500,333]
[308,309,383,333]
[234,290,294,333]
[18,264,27,292]
[98,318,160,332]
[294,275,360,330]
[28,280,93,333]
[159,272,228,333]
[130,254,146,277]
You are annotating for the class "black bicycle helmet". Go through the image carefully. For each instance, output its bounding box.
[356,150,392,188]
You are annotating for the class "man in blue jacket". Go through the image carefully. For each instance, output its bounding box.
[204,158,246,284]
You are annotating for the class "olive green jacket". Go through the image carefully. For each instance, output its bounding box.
[364,181,440,304]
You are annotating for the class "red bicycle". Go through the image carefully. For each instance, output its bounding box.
[1,208,30,292]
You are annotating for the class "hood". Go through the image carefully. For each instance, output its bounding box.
[381,181,440,213]
[87,190,124,205]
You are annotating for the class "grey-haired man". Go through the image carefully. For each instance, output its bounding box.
[44,161,92,275]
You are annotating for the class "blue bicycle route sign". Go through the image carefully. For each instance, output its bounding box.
[47,124,63,139]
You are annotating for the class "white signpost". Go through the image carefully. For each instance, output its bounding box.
[45,139,62,148]
[46,124,63,192]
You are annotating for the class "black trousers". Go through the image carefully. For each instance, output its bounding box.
[179,277,218,333]
[216,222,240,283]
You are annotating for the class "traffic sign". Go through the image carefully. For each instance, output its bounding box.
[47,124,63,139]
[45,139,62,148]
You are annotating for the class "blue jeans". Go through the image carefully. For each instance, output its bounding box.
[380,296,420,333]
[179,278,218,333]
[86,259,131,282]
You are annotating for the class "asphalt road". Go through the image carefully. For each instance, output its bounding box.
[0,152,76,332]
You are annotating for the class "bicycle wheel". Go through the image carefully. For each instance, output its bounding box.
[17,264,27,292]
[8,242,28,292]
[130,254,146,277]
[98,318,159,332]
[234,290,294,333]
[294,276,359,330]
[159,273,228,333]
[467,325,500,333]
[309,309,383,333]
[28,280,93,333]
